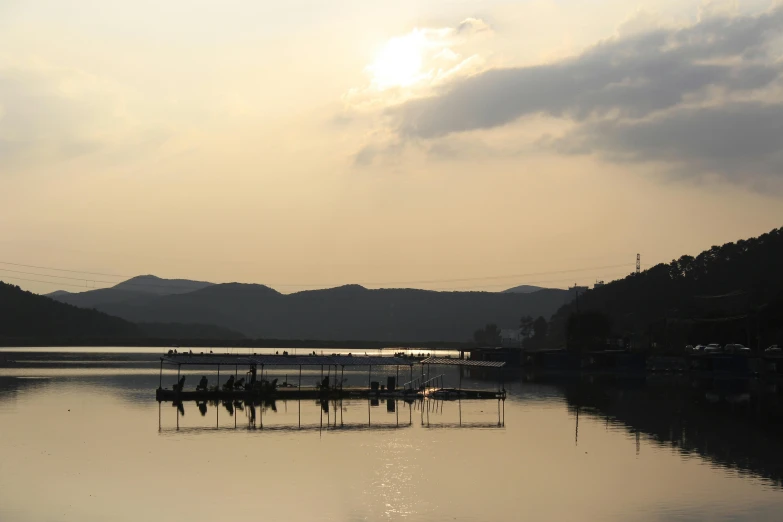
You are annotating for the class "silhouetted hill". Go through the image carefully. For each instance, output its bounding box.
[503,285,546,294]
[1,281,246,342]
[112,275,213,295]
[0,281,141,338]
[44,290,72,298]
[49,275,214,309]
[548,227,783,350]
[85,283,568,342]
[138,322,244,340]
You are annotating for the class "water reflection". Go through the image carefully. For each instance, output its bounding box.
[533,373,783,487]
[158,396,504,434]
[3,351,783,522]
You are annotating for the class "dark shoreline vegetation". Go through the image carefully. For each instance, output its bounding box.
[2,226,782,354]
[0,337,470,350]
[547,226,783,353]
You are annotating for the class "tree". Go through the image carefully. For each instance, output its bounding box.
[566,311,612,352]
[519,315,534,338]
[522,316,550,350]
[533,316,548,339]
[473,323,501,346]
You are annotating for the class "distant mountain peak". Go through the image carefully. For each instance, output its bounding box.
[112,275,214,296]
[502,285,547,294]
[44,290,72,298]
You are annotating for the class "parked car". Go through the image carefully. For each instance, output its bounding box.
[704,344,722,354]
[692,344,707,352]
[766,345,782,353]
[724,344,751,354]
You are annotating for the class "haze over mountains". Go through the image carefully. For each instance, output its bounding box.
[45,278,568,342]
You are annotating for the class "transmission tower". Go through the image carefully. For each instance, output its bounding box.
[636,254,640,274]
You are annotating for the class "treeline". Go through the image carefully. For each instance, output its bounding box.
[545,227,783,352]
[0,281,141,338]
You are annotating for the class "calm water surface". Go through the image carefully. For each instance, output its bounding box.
[1,348,782,521]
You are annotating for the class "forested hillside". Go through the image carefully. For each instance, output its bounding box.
[0,282,141,339]
[548,227,783,351]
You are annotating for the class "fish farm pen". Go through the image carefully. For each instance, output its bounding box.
[156,353,507,402]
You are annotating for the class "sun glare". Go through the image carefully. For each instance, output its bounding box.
[368,32,426,89]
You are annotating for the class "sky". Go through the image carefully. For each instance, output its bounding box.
[1,0,782,294]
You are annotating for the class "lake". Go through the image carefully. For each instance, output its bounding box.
[1,347,782,521]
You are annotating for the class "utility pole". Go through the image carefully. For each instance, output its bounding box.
[636,254,641,274]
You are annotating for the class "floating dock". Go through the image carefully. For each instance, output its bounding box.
[156,353,506,402]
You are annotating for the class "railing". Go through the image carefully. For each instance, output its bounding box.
[402,373,446,391]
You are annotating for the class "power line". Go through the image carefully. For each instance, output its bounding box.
[269,263,636,287]
[0,268,122,284]
[410,270,635,291]
[0,260,130,278]
[0,267,200,290]
[0,259,649,291]
[0,275,112,290]
[2,269,635,293]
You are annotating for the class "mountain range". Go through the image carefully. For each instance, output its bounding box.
[45,277,569,342]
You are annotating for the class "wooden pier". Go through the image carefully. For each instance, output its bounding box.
[156,353,506,402]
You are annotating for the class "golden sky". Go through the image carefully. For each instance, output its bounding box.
[1,0,782,294]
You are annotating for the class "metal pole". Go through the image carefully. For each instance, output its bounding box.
[341,366,344,392]
[396,365,399,390]
[368,365,372,390]
[159,359,163,388]
[217,364,220,388]
[459,366,462,391]
[298,365,302,389]
[177,364,181,387]
[410,365,413,390]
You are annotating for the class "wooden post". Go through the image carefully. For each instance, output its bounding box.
[159,359,163,389]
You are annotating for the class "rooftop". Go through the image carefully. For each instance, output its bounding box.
[420,357,506,368]
[161,354,414,367]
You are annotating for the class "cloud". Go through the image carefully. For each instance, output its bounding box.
[550,102,783,187]
[392,7,783,137]
[343,18,491,110]
[0,61,166,173]
[375,5,783,187]
[456,17,492,36]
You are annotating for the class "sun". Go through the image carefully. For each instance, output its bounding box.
[367,31,427,89]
